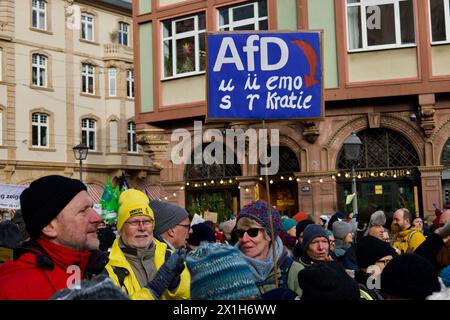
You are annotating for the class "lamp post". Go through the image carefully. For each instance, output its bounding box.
[343,132,362,217]
[73,143,89,182]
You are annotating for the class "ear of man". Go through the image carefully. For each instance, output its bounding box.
[41,219,58,239]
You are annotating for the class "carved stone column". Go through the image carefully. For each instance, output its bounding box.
[418,94,436,138]
[136,127,169,171]
[303,122,320,144]
[418,165,443,218]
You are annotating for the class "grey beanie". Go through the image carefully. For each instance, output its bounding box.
[332,221,353,240]
[369,210,386,227]
[150,200,189,235]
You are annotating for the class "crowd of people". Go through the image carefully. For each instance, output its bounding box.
[0,174,450,300]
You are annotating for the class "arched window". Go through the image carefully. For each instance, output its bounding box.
[32,0,47,30]
[32,53,47,87]
[184,143,241,180]
[118,22,129,46]
[441,137,450,167]
[337,128,420,170]
[82,118,96,150]
[82,63,95,94]
[81,12,94,41]
[127,121,137,153]
[31,113,48,147]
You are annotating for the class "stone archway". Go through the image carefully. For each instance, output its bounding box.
[334,127,421,216]
[327,114,425,170]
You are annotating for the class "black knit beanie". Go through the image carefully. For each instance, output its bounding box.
[381,253,441,299]
[298,261,360,300]
[20,175,87,239]
[356,235,397,269]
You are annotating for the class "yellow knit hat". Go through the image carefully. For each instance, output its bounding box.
[117,189,154,232]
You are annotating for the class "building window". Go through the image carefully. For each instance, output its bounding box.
[429,0,450,43]
[109,68,116,97]
[82,118,96,150]
[218,0,268,31]
[127,70,134,98]
[32,113,48,147]
[32,54,47,87]
[127,121,137,153]
[81,13,94,41]
[119,22,129,46]
[162,13,206,78]
[346,0,415,51]
[32,0,47,30]
[82,63,95,94]
[109,120,118,153]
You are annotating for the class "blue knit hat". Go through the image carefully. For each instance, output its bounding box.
[302,224,329,252]
[237,200,282,237]
[186,242,259,300]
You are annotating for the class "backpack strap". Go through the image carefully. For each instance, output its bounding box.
[406,230,418,253]
[278,255,294,288]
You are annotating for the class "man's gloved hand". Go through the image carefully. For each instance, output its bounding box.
[146,247,187,299]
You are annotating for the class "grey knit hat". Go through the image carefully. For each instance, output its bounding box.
[332,221,353,240]
[369,210,386,227]
[51,275,130,300]
[150,200,189,235]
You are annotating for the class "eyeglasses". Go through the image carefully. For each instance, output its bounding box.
[236,228,263,238]
[177,223,191,230]
[126,220,153,227]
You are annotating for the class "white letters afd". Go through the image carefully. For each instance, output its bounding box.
[213,35,289,72]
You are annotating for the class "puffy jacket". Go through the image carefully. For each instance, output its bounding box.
[391,227,426,254]
[0,239,93,300]
[105,237,190,300]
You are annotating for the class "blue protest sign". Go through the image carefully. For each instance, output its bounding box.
[207,32,323,121]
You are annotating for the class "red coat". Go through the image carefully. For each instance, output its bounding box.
[0,239,91,300]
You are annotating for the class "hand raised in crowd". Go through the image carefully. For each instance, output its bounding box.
[146,247,187,299]
[436,219,450,242]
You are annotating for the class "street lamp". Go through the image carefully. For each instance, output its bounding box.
[343,132,362,217]
[73,143,89,182]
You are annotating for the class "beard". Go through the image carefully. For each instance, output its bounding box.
[390,223,400,235]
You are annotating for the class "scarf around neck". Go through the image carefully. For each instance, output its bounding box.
[236,236,285,284]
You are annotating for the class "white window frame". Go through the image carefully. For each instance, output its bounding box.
[32,113,48,148]
[81,13,94,41]
[82,63,95,94]
[217,0,268,31]
[82,118,96,150]
[346,0,416,52]
[32,54,47,87]
[161,13,206,79]
[32,0,47,30]
[429,0,450,44]
[127,70,134,98]
[119,22,129,46]
[127,121,137,153]
[109,68,117,97]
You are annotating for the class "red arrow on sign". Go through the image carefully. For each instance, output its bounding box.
[291,40,319,89]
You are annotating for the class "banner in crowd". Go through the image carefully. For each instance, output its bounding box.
[207,31,323,120]
[0,183,27,209]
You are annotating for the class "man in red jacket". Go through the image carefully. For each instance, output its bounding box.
[0,175,107,300]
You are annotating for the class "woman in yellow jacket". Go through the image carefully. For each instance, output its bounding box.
[105,189,190,300]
